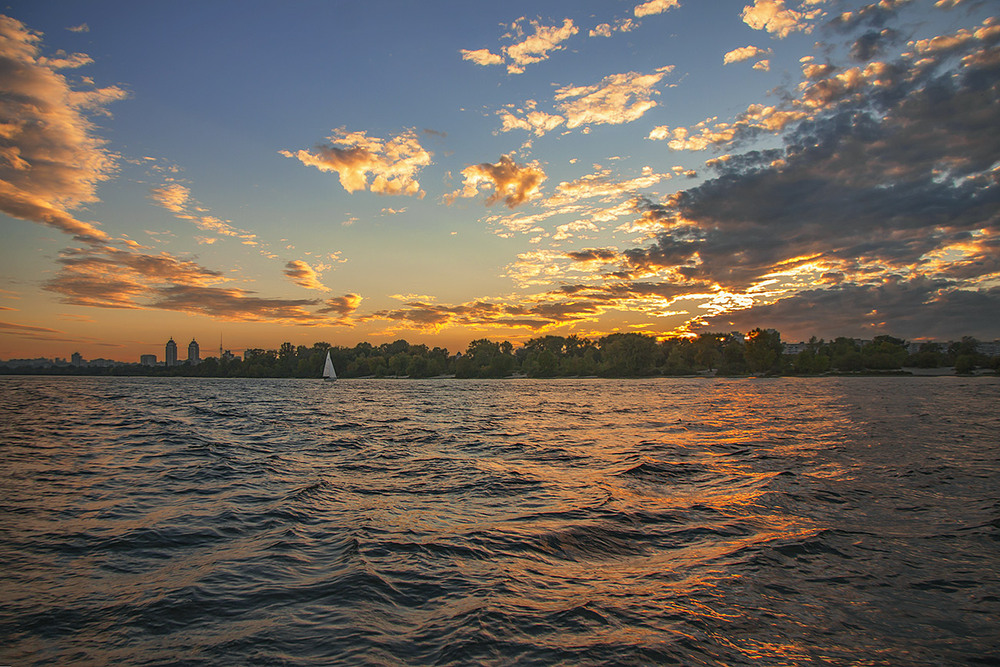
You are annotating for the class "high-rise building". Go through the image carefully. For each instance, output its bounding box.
[71,352,83,366]
[165,338,178,366]
[140,354,157,367]
[188,339,200,365]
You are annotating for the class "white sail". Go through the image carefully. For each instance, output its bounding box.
[323,351,337,380]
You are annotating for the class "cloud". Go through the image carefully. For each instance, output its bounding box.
[0,320,62,334]
[498,108,566,136]
[41,242,363,325]
[634,0,681,18]
[461,17,578,74]
[149,179,257,245]
[504,18,578,73]
[829,0,912,32]
[497,66,675,137]
[459,48,503,66]
[596,20,1000,330]
[149,285,326,323]
[741,0,823,39]
[282,127,431,198]
[283,260,329,291]
[0,15,126,242]
[723,45,771,64]
[66,23,89,33]
[44,245,224,309]
[696,280,1000,341]
[566,248,620,263]
[555,66,675,129]
[849,28,901,61]
[448,155,546,208]
[590,19,638,38]
[149,182,190,213]
[367,294,605,333]
[317,293,362,319]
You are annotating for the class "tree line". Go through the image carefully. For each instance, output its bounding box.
[6,330,998,378]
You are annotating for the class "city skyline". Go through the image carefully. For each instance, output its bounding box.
[1,1,998,361]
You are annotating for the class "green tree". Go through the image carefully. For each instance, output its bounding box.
[744,328,782,374]
[599,333,658,376]
[955,354,976,374]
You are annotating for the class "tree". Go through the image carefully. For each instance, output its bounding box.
[955,354,976,374]
[744,328,782,374]
[599,333,658,376]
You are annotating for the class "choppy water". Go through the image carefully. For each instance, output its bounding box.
[1,376,998,665]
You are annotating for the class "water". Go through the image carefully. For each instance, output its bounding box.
[1,376,998,665]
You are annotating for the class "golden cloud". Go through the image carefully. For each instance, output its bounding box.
[317,293,363,318]
[555,67,674,129]
[460,18,578,75]
[504,18,578,73]
[448,155,546,209]
[149,183,190,214]
[282,128,431,198]
[459,48,503,66]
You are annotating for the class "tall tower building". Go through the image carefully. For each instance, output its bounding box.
[165,338,178,366]
[188,339,200,365]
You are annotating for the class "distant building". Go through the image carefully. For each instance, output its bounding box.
[71,352,83,366]
[783,342,808,355]
[140,354,157,367]
[977,340,1000,357]
[188,339,200,365]
[165,338,178,366]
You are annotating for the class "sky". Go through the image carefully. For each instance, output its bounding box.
[1,0,998,361]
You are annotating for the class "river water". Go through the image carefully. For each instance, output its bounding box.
[1,376,997,665]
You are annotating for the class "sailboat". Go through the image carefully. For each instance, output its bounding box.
[323,351,337,381]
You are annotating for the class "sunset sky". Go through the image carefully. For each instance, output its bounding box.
[1,0,998,361]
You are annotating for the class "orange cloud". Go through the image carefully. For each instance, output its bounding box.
[741,0,823,39]
[0,15,126,243]
[317,293,363,320]
[634,0,681,17]
[448,155,546,209]
[461,17,579,75]
[149,182,190,213]
[504,18,578,74]
[589,19,638,38]
[283,260,329,291]
[282,128,431,198]
[459,48,503,66]
[723,45,771,64]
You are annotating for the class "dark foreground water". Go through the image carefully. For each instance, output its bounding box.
[1,376,998,665]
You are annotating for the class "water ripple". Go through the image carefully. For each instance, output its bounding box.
[1,376,998,665]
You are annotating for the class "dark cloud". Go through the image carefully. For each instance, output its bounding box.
[43,244,358,324]
[827,0,911,32]
[149,285,324,323]
[565,248,619,262]
[0,321,63,334]
[696,280,1000,342]
[850,29,900,61]
[611,34,1000,294]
